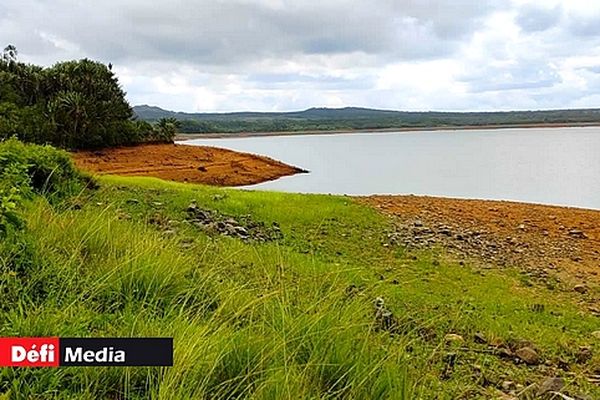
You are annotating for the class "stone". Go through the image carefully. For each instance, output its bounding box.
[568,229,587,239]
[474,332,487,344]
[537,377,564,396]
[234,226,249,237]
[439,227,452,236]
[592,331,600,339]
[576,346,592,364]
[515,347,540,365]
[573,284,589,294]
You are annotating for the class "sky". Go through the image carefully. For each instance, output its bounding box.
[2,0,600,113]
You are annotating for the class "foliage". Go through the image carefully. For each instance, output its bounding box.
[0,187,22,235]
[153,117,181,141]
[0,138,94,235]
[0,138,91,197]
[0,175,598,398]
[133,105,600,135]
[0,47,174,149]
[1,45,17,64]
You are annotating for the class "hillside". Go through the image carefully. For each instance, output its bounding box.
[133,105,600,134]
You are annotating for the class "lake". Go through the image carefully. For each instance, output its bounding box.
[184,127,600,210]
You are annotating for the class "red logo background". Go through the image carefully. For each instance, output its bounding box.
[0,337,59,367]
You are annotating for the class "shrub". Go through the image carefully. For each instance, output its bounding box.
[0,138,93,200]
[0,186,22,234]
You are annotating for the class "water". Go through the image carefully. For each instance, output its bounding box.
[184,127,600,210]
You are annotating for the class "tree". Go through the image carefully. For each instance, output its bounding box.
[43,59,134,148]
[0,50,176,149]
[154,117,181,142]
[1,45,18,64]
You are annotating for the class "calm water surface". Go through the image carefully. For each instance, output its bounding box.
[185,127,600,210]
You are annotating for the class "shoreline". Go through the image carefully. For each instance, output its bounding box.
[175,121,600,140]
[360,194,600,284]
[71,142,600,284]
[72,143,307,187]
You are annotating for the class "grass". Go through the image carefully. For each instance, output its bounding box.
[0,175,598,399]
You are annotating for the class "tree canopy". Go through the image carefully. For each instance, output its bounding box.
[0,47,175,149]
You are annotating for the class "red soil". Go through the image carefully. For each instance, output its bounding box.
[72,143,305,187]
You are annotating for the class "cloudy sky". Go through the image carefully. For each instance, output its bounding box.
[2,0,600,112]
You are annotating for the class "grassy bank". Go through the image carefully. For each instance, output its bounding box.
[1,169,598,399]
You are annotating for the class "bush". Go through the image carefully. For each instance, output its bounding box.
[0,138,93,203]
[0,186,22,235]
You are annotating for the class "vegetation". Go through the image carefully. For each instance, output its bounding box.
[0,41,598,399]
[0,45,176,149]
[0,142,598,398]
[134,104,600,135]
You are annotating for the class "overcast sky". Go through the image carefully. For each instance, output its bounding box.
[2,0,600,112]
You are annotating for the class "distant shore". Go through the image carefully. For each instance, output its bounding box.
[176,121,600,140]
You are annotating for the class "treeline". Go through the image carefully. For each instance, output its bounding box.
[0,45,179,149]
[133,105,600,135]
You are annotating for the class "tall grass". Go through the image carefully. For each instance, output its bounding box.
[0,198,411,399]
[0,174,598,398]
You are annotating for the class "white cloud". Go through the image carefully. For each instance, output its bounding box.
[2,0,600,111]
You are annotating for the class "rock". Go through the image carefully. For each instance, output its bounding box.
[517,224,526,231]
[474,332,487,344]
[515,347,540,365]
[589,306,600,315]
[373,297,398,333]
[592,331,600,339]
[573,284,589,294]
[439,226,452,236]
[537,377,564,396]
[414,220,423,227]
[444,334,464,344]
[501,380,515,391]
[496,347,513,359]
[576,346,592,364]
[234,226,249,237]
[216,221,226,231]
[568,229,587,239]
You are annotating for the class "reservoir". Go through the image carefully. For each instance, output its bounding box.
[185,127,600,210]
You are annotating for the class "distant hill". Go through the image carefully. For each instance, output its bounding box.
[133,105,600,134]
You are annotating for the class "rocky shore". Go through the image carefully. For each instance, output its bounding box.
[360,195,600,291]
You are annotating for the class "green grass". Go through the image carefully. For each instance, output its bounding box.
[0,175,598,399]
